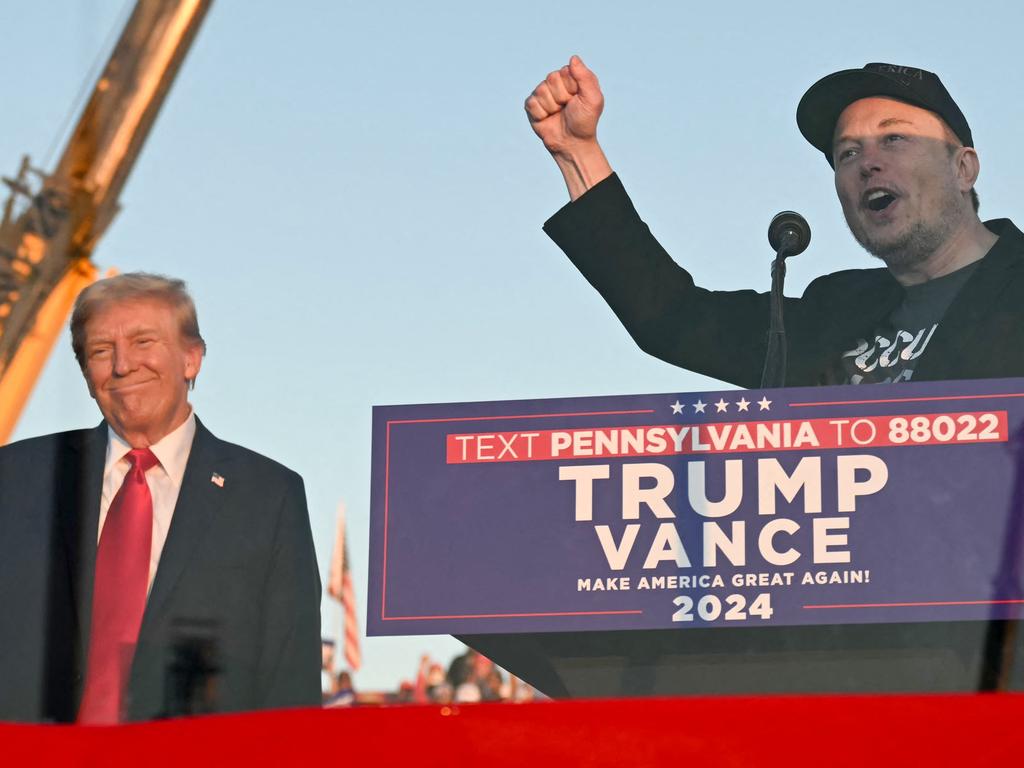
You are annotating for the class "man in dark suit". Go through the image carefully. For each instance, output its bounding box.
[0,273,321,723]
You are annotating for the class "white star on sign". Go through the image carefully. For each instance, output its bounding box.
[715,399,729,413]
[758,397,772,411]
[736,397,750,412]
[670,400,684,414]
[693,400,707,413]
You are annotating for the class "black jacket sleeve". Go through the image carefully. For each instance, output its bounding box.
[544,173,789,388]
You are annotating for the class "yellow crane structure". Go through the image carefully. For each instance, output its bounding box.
[0,0,212,443]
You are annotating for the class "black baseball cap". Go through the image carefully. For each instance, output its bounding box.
[797,63,973,167]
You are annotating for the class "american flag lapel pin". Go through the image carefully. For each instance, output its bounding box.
[211,472,225,488]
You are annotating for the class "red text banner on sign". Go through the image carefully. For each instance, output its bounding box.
[446,411,1009,464]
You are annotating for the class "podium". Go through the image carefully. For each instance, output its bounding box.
[370,378,1024,698]
[461,620,1023,698]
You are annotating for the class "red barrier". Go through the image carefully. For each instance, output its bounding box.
[5,693,1022,766]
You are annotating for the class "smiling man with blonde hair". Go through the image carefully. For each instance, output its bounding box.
[528,59,1024,385]
[0,272,321,723]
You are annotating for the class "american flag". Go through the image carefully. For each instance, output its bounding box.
[327,501,362,671]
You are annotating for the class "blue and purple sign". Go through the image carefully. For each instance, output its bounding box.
[367,378,1024,636]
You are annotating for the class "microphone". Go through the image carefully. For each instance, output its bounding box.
[760,211,811,389]
[767,211,811,258]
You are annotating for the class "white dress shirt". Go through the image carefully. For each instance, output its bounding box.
[98,411,197,592]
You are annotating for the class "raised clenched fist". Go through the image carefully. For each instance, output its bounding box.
[525,55,604,155]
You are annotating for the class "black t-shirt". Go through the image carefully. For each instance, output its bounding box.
[840,261,980,384]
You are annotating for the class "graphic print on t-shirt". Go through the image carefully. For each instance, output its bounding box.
[841,324,937,384]
[839,260,980,385]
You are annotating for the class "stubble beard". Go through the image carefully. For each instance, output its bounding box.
[846,190,964,272]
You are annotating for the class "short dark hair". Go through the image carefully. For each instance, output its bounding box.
[70,272,206,369]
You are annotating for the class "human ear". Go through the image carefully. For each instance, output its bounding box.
[955,146,981,192]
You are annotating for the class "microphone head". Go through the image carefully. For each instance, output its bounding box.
[768,211,811,257]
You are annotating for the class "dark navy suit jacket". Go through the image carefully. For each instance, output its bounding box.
[0,419,321,722]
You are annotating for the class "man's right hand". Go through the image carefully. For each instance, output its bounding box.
[525,55,604,153]
[525,55,612,200]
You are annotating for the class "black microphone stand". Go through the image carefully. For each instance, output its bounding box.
[761,251,789,389]
[760,213,810,389]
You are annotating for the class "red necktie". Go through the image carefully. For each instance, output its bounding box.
[78,448,159,725]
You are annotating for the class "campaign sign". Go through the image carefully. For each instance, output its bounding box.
[367,378,1024,637]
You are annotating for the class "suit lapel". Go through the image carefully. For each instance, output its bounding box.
[140,418,227,633]
[914,220,1023,381]
[61,423,107,670]
[813,270,902,386]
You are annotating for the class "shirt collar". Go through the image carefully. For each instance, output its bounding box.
[104,410,198,488]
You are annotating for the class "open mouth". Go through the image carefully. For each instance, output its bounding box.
[865,189,897,212]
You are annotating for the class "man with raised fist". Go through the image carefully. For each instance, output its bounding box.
[526,58,1024,386]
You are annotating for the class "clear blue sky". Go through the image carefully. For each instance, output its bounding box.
[2,0,1021,690]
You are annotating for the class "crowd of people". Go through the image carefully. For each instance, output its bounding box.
[322,646,540,707]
